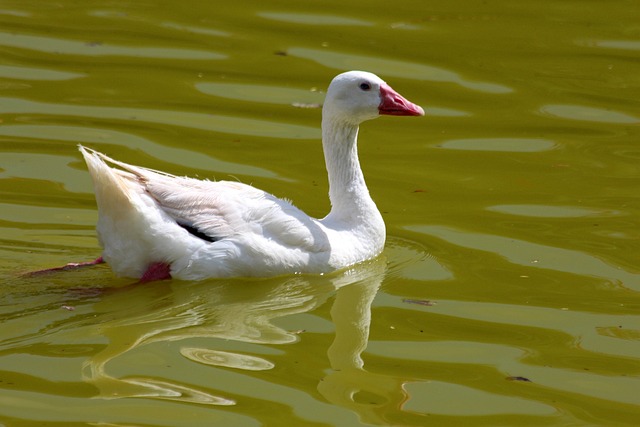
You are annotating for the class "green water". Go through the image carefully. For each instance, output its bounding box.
[1,0,639,425]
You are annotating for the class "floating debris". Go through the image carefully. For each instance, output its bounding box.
[506,376,531,382]
[402,298,436,306]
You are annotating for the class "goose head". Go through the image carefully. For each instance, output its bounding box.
[323,71,424,125]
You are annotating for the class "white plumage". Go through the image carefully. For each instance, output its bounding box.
[80,71,423,280]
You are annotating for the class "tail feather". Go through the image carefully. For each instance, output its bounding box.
[79,145,137,207]
[79,145,163,277]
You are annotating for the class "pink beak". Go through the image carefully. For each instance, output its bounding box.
[378,83,424,116]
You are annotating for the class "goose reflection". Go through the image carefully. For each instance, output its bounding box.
[83,243,421,424]
[319,271,407,425]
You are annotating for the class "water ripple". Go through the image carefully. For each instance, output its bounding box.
[436,138,557,152]
[0,97,319,140]
[259,12,373,27]
[403,380,556,416]
[0,124,285,180]
[540,104,639,124]
[195,81,324,106]
[407,224,640,290]
[579,39,640,51]
[0,31,225,60]
[487,204,623,219]
[0,64,84,81]
[288,47,513,94]
[181,347,275,371]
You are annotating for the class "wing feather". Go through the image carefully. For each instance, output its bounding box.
[88,149,329,253]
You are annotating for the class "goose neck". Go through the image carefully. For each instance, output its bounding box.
[322,117,375,220]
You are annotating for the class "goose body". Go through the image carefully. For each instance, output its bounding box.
[80,71,423,280]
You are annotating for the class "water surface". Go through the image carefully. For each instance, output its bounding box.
[1,0,639,425]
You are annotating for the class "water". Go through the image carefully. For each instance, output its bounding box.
[1,0,639,425]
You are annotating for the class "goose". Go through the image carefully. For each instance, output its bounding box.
[74,71,423,281]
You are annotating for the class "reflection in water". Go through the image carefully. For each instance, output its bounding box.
[81,253,405,422]
[319,272,406,425]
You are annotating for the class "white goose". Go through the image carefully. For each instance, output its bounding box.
[79,71,423,281]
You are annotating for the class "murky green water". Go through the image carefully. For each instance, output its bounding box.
[1,0,639,425]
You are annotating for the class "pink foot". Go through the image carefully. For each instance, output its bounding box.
[139,262,172,283]
[25,256,105,277]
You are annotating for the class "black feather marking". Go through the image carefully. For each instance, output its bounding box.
[178,222,218,243]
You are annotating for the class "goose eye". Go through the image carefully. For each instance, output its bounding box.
[359,82,371,91]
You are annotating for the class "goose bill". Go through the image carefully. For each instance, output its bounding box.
[378,83,424,116]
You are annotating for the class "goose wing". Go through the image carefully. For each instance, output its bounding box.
[85,148,329,252]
